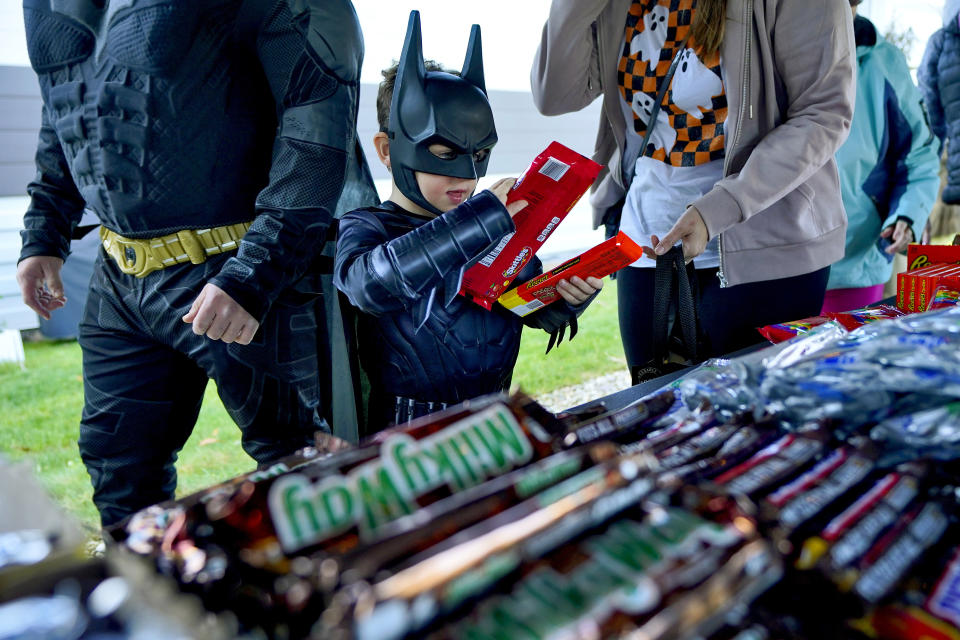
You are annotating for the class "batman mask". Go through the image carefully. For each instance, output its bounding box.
[388,10,497,216]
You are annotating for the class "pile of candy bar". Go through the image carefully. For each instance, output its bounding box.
[7,307,960,639]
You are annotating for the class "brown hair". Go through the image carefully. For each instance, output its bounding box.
[376,59,456,132]
[690,0,726,59]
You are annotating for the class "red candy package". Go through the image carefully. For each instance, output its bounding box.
[459,142,602,310]
[757,316,832,343]
[825,304,906,331]
[497,232,643,316]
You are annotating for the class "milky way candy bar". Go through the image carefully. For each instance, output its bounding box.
[323,455,655,640]
[328,443,616,586]
[439,505,763,640]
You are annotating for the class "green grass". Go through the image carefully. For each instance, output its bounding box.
[0,341,252,535]
[513,278,625,393]
[0,279,624,535]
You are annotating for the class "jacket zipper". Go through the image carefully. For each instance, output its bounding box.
[718,0,752,288]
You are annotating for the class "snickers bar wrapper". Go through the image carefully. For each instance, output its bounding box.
[498,232,643,317]
[459,141,602,310]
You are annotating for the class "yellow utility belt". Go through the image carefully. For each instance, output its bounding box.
[100,221,253,278]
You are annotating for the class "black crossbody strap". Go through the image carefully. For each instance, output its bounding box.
[651,247,676,366]
[652,246,700,365]
[639,35,690,156]
[676,255,700,363]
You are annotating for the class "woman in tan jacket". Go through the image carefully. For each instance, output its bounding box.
[531,0,856,381]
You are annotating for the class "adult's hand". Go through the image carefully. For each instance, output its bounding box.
[488,177,528,218]
[16,256,66,320]
[182,283,259,345]
[642,206,709,263]
[881,219,914,255]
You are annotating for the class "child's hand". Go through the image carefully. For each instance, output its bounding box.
[488,177,528,218]
[557,276,603,305]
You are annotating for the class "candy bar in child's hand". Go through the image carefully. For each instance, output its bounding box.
[498,232,643,317]
[460,141,602,310]
[825,305,906,331]
[757,315,832,343]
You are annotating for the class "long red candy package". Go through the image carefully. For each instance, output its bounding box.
[459,142,602,310]
[497,232,643,316]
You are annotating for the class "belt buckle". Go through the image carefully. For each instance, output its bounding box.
[101,229,164,278]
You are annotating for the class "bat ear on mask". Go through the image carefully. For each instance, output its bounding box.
[388,10,498,216]
[392,11,434,143]
[460,24,486,96]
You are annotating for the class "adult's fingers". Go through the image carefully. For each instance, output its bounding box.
[236,321,259,346]
[188,303,215,336]
[17,258,65,319]
[204,313,230,341]
[42,263,65,300]
[216,320,241,344]
[654,224,684,255]
[18,268,47,318]
[182,288,206,323]
[886,221,914,254]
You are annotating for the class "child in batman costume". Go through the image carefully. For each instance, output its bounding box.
[334,11,603,435]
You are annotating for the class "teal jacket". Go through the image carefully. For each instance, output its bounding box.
[829,16,940,290]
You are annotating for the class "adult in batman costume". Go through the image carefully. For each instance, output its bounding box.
[335,12,600,435]
[17,0,377,526]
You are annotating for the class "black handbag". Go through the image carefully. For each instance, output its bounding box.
[631,246,705,385]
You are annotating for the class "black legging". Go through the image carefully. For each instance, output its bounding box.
[78,251,324,527]
[617,265,830,368]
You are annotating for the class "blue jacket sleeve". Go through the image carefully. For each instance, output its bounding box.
[19,105,86,263]
[878,42,940,237]
[919,30,946,146]
[209,0,368,322]
[334,190,515,316]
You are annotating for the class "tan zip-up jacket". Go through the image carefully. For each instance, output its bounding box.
[531,0,856,286]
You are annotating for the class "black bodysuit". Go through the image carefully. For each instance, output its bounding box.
[335,192,588,434]
[21,0,376,526]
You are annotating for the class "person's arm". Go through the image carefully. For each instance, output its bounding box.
[17,104,86,318]
[205,0,365,323]
[334,191,515,316]
[918,30,946,145]
[692,0,857,239]
[875,43,941,254]
[530,0,609,116]
[20,105,85,263]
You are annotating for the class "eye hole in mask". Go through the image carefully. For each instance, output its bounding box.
[428,143,459,161]
[426,143,492,164]
[472,148,491,164]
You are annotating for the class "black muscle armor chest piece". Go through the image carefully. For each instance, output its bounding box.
[24,0,276,237]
